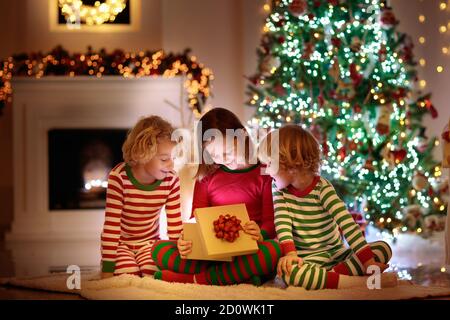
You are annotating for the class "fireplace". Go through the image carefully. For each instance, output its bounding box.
[8,76,191,242]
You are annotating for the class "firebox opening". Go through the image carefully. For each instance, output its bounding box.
[48,129,128,210]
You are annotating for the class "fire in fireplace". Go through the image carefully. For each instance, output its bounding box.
[48,129,128,210]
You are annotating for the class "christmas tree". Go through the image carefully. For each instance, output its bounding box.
[247,0,448,236]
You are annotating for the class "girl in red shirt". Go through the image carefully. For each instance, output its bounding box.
[152,108,281,285]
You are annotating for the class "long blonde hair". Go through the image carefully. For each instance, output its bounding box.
[122,115,174,166]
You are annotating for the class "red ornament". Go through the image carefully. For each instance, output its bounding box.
[392,88,406,100]
[363,158,374,171]
[274,83,287,96]
[378,45,387,62]
[390,149,407,164]
[442,128,450,143]
[247,75,261,86]
[331,105,340,116]
[331,37,341,49]
[380,9,397,26]
[288,0,307,17]
[327,0,339,5]
[338,146,346,160]
[302,42,315,59]
[400,40,414,63]
[278,36,286,44]
[349,63,363,86]
[275,17,286,27]
[353,103,362,113]
[213,214,242,243]
[328,89,337,99]
[428,186,434,197]
[317,93,325,107]
[313,0,321,8]
[322,142,329,156]
[425,100,438,118]
[349,140,358,151]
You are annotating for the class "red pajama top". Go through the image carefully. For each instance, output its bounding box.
[101,162,183,273]
[191,163,276,240]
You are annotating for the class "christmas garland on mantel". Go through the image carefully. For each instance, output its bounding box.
[0,45,213,115]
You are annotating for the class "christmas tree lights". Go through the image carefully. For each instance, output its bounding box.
[247,0,447,236]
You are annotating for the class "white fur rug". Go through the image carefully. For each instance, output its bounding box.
[1,272,450,300]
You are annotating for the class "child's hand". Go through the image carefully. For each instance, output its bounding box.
[101,272,114,279]
[277,252,303,277]
[177,231,192,259]
[243,221,263,242]
[363,258,389,274]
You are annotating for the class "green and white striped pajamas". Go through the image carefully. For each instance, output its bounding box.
[273,177,392,290]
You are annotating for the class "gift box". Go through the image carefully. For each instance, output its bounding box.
[183,223,232,261]
[190,203,259,259]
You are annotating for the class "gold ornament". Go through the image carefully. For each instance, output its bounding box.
[376,104,393,135]
[328,59,340,81]
[412,172,428,191]
[58,0,127,26]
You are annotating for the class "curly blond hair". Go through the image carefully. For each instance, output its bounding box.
[122,115,175,165]
[260,124,321,174]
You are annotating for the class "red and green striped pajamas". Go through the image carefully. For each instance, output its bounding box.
[152,239,281,285]
[101,162,183,277]
[274,176,392,290]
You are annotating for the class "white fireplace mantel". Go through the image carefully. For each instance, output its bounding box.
[8,76,190,242]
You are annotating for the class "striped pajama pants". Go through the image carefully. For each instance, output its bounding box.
[283,241,392,290]
[151,239,282,285]
[113,242,159,277]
